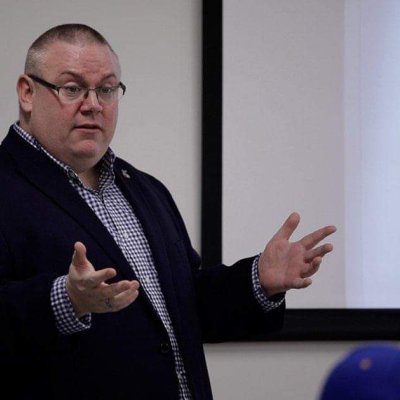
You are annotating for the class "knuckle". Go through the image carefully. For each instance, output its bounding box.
[292,242,304,252]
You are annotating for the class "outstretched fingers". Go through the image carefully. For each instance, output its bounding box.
[299,225,336,250]
[71,242,117,287]
[304,243,334,263]
[292,276,312,289]
[102,280,140,298]
[273,212,301,241]
[101,280,140,311]
[301,257,322,278]
[112,283,140,310]
[85,268,117,288]
[72,241,89,268]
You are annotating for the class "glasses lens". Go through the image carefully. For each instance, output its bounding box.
[96,87,123,104]
[59,87,84,103]
[58,85,125,104]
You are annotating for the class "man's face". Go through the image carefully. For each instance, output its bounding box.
[24,40,121,173]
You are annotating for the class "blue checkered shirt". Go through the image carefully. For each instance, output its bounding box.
[13,122,283,400]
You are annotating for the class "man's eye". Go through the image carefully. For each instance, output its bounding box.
[64,86,82,94]
[98,87,114,94]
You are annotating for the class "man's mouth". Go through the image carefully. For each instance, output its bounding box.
[75,124,102,130]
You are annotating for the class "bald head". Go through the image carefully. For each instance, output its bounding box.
[24,23,118,76]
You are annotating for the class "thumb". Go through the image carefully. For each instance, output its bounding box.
[72,241,89,269]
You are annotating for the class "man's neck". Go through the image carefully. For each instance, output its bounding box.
[78,165,101,190]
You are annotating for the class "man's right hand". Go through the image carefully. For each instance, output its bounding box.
[66,241,140,318]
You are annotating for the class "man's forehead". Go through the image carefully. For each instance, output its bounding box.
[43,40,117,61]
[41,40,120,76]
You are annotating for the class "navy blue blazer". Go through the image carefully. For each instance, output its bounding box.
[0,125,284,399]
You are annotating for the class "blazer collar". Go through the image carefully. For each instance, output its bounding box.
[1,126,137,281]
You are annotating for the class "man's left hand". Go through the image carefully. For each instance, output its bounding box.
[258,212,336,297]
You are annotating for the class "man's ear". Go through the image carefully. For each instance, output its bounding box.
[16,74,35,113]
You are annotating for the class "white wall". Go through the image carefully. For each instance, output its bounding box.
[345,0,400,307]
[223,0,345,308]
[205,341,362,400]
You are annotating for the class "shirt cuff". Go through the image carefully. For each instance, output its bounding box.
[50,275,91,335]
[251,254,285,312]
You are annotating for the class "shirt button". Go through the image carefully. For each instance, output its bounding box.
[160,342,171,354]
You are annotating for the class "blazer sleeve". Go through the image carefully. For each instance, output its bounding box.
[0,228,60,347]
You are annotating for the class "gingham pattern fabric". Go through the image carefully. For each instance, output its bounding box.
[13,122,283,399]
[252,255,285,309]
[51,275,91,333]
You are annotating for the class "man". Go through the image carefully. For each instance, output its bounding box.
[0,24,335,399]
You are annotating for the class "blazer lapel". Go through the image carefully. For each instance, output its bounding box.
[114,166,181,326]
[1,129,136,281]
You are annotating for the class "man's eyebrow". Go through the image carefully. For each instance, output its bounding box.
[58,71,118,83]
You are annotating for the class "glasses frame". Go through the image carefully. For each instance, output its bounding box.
[27,74,126,104]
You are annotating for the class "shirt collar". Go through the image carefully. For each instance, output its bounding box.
[12,121,116,191]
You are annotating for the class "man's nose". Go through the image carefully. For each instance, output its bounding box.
[81,89,103,112]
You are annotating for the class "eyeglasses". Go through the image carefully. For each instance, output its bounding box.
[28,74,126,105]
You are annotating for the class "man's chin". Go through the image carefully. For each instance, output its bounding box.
[70,147,105,170]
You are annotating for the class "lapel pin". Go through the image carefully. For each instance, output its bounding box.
[121,169,131,179]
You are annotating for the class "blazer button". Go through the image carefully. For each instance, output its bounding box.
[160,342,171,354]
